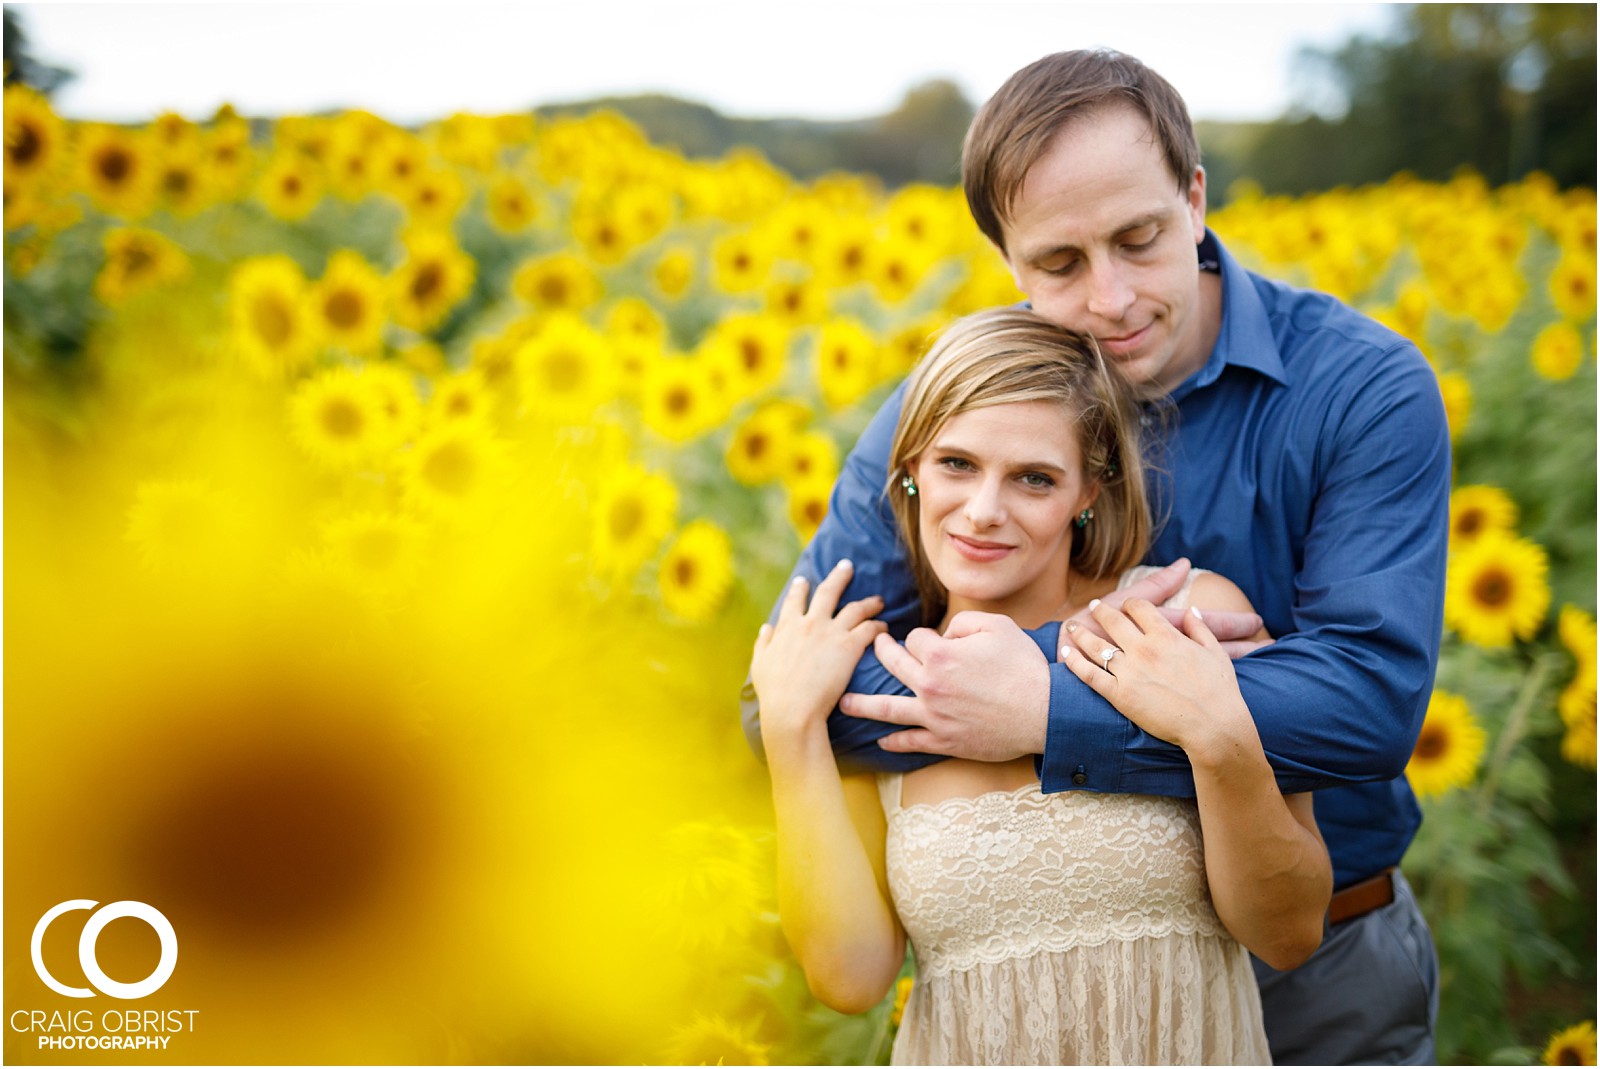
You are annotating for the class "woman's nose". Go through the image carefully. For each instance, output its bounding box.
[964,478,1005,528]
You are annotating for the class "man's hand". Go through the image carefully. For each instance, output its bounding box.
[1066,558,1270,659]
[838,610,1049,761]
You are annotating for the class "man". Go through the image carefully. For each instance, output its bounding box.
[743,49,1449,1064]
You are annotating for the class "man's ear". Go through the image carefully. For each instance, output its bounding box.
[1187,166,1207,242]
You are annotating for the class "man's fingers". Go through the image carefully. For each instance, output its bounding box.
[808,558,855,618]
[902,626,944,663]
[1110,557,1190,607]
[1219,637,1275,660]
[753,622,772,655]
[874,631,928,691]
[1121,597,1176,636]
[876,727,947,754]
[1193,607,1264,643]
[941,609,1012,639]
[852,619,890,645]
[840,691,925,726]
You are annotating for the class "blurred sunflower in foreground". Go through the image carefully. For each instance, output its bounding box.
[1406,690,1488,799]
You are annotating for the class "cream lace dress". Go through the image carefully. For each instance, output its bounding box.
[880,568,1271,1066]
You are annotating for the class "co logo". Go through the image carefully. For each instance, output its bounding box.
[31,900,178,999]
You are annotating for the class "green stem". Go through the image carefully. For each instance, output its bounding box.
[1473,653,1557,823]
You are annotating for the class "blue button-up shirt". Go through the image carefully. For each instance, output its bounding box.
[743,231,1451,890]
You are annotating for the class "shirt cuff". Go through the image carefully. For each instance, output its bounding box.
[1038,661,1130,793]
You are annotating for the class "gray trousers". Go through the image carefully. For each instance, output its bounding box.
[1254,870,1439,1065]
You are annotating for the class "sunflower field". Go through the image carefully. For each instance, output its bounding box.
[3,85,1595,1066]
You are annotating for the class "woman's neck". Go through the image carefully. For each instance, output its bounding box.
[939,569,1122,633]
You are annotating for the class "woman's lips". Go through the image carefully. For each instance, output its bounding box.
[949,533,1014,562]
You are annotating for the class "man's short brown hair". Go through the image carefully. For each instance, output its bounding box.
[962,49,1200,252]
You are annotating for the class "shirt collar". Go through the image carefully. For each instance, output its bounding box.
[1168,230,1290,403]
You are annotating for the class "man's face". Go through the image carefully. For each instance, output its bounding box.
[999,104,1213,395]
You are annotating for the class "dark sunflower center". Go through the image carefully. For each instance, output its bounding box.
[252,295,294,348]
[97,147,133,185]
[665,386,692,416]
[1454,510,1484,538]
[1472,568,1512,608]
[410,262,443,303]
[537,275,569,304]
[609,497,643,540]
[674,556,697,586]
[1413,725,1446,761]
[9,121,42,166]
[320,399,364,439]
[325,289,365,330]
[743,432,768,459]
[740,338,763,370]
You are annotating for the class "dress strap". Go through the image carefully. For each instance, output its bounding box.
[876,771,904,817]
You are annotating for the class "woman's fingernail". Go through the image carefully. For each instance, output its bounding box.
[1191,606,1203,619]
[1065,622,1078,634]
[1060,646,1074,660]
[836,558,853,571]
[1088,599,1101,611]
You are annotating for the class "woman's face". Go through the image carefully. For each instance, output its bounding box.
[910,399,1097,625]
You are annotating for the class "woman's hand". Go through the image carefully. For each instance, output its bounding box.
[751,559,887,748]
[1059,597,1254,762]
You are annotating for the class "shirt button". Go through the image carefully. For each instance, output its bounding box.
[1072,771,1088,786]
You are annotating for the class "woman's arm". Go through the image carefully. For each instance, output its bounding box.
[1060,574,1331,970]
[752,560,906,1012]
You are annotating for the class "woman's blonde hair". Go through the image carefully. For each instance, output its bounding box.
[887,307,1151,624]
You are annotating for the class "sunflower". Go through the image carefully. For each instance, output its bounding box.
[511,251,602,313]
[659,520,734,624]
[485,172,538,233]
[1444,532,1551,647]
[605,297,667,345]
[402,167,465,229]
[403,421,504,516]
[95,227,190,305]
[124,479,246,573]
[76,123,157,219]
[703,312,790,401]
[815,217,875,289]
[204,115,255,197]
[427,369,494,428]
[712,229,771,293]
[309,250,387,356]
[373,130,428,196]
[641,357,714,443]
[229,255,322,378]
[815,316,881,410]
[288,367,388,470]
[1549,254,1597,322]
[786,429,840,484]
[389,229,476,333]
[590,464,678,581]
[1448,484,1518,549]
[256,154,324,221]
[785,474,834,544]
[1531,321,1586,381]
[890,975,915,1029]
[724,400,808,487]
[653,247,695,300]
[662,1012,771,1067]
[871,237,936,305]
[361,363,423,450]
[1543,1021,1598,1066]
[765,277,829,325]
[1406,690,1487,799]
[320,511,427,594]
[572,203,633,266]
[1435,371,1471,440]
[154,145,213,217]
[3,84,65,183]
[1560,605,1598,688]
[515,312,617,423]
[1559,687,1597,770]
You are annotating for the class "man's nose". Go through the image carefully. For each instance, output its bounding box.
[1085,260,1136,322]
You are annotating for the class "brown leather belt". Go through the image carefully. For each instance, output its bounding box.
[1328,867,1396,926]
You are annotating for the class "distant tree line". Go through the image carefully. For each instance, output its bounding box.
[7,4,1593,196]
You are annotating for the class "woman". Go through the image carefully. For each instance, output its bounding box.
[749,308,1331,1064]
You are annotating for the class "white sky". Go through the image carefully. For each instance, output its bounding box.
[15,2,1401,125]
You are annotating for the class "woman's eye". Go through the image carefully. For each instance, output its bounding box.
[938,456,974,472]
[1021,472,1055,489]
